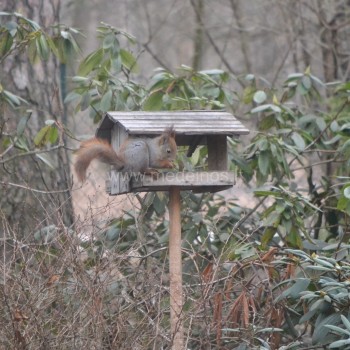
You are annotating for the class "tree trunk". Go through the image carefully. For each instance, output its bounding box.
[0,0,74,233]
[192,0,205,71]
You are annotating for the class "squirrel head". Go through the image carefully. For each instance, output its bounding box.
[156,126,177,168]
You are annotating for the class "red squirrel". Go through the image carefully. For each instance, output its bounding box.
[74,127,177,182]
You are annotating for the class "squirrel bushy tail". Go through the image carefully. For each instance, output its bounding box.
[75,127,177,183]
[74,138,124,182]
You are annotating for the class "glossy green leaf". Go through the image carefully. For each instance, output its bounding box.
[281,278,310,299]
[297,81,309,95]
[253,90,267,104]
[34,125,51,147]
[301,75,312,90]
[103,33,116,49]
[16,112,31,136]
[254,190,279,197]
[341,315,350,331]
[344,187,350,199]
[48,126,58,144]
[261,227,276,247]
[120,49,138,73]
[251,104,271,113]
[78,48,104,76]
[329,339,350,348]
[3,90,21,107]
[36,33,49,60]
[287,227,303,248]
[312,313,340,343]
[0,30,13,56]
[111,56,122,73]
[264,211,281,227]
[299,308,318,323]
[143,90,164,111]
[64,91,81,104]
[259,115,276,130]
[35,153,55,169]
[14,137,29,151]
[100,89,113,112]
[80,92,91,111]
[291,132,305,151]
[258,151,270,176]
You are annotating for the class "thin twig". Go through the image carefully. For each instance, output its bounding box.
[0,144,71,164]
[0,181,72,194]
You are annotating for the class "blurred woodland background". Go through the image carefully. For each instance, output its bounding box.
[2,0,350,349]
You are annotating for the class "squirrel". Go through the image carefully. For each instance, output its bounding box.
[74,127,177,182]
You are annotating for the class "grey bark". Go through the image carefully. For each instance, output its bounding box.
[0,0,74,234]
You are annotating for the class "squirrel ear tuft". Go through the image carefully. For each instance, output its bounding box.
[164,125,175,138]
[158,125,176,145]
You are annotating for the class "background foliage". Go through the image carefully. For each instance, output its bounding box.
[2,1,350,349]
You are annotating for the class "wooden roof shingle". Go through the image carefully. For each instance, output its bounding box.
[96,110,249,143]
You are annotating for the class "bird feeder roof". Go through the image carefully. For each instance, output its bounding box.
[96,110,249,144]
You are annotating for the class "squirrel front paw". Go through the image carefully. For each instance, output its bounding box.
[143,168,160,179]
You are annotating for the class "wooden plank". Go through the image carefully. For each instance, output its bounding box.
[110,118,237,123]
[108,115,243,120]
[107,113,244,122]
[121,126,248,132]
[108,125,129,195]
[108,172,129,195]
[108,110,236,116]
[133,171,234,185]
[101,111,250,136]
[207,135,228,171]
[106,171,236,195]
[168,187,184,349]
[107,111,244,120]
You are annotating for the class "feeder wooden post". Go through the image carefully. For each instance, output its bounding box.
[95,110,249,348]
[168,187,183,349]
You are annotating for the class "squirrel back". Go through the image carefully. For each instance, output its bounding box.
[74,127,176,182]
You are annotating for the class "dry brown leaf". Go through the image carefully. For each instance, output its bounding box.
[46,274,60,286]
[213,292,223,346]
[201,262,213,283]
[242,291,249,328]
[14,309,29,322]
[261,247,278,262]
